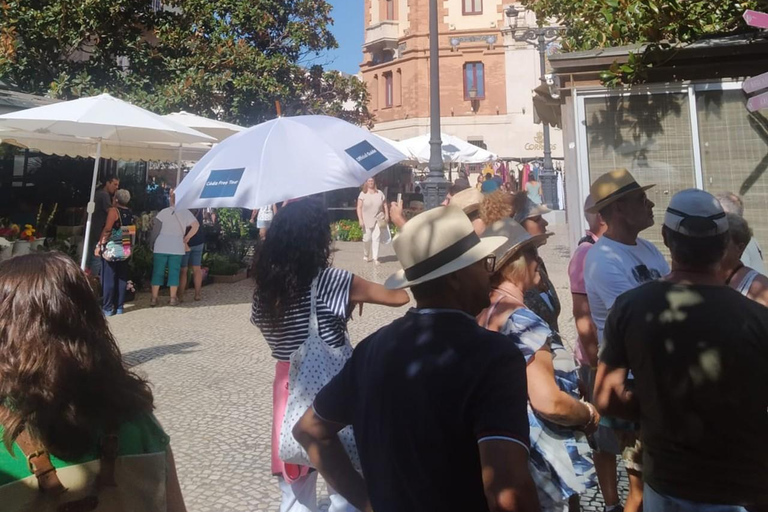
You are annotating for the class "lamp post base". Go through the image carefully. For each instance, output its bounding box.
[423,174,450,210]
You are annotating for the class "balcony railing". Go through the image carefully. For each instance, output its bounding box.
[365,20,400,48]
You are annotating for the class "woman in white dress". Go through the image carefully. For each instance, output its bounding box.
[356,178,388,265]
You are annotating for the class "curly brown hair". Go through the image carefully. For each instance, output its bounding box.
[0,253,154,459]
[253,199,332,327]
[479,190,514,225]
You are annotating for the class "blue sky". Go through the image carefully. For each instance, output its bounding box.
[324,0,364,75]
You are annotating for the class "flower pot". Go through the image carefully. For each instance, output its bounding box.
[12,240,30,256]
[0,241,14,262]
[30,239,45,251]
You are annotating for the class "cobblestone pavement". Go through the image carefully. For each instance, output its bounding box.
[110,224,626,511]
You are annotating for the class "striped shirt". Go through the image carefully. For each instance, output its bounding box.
[251,267,353,361]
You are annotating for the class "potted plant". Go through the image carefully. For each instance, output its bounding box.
[204,252,248,284]
[0,221,20,260]
[13,224,38,256]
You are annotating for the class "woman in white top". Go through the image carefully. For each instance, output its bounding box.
[150,191,199,307]
[723,213,768,307]
[356,178,388,265]
[250,204,277,240]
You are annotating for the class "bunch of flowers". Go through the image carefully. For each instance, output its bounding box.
[0,220,20,241]
[19,224,37,242]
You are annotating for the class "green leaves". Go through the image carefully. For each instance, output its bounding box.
[520,0,760,86]
[0,0,373,127]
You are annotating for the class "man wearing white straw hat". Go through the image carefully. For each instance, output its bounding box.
[583,169,670,512]
[594,189,768,511]
[294,206,540,512]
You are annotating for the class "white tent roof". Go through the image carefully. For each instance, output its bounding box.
[163,111,245,142]
[0,93,214,144]
[399,132,497,164]
[0,129,211,161]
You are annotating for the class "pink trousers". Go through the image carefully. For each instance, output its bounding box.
[272,361,311,483]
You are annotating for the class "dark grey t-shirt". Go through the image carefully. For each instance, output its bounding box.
[91,189,113,242]
[602,281,768,506]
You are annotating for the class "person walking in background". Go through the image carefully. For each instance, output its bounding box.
[584,169,669,512]
[251,204,277,240]
[722,213,768,306]
[150,191,199,308]
[481,172,500,193]
[716,192,766,275]
[595,189,768,511]
[0,253,187,512]
[567,195,614,508]
[294,206,539,512]
[178,209,205,303]
[526,173,543,205]
[479,219,598,511]
[476,172,485,190]
[356,177,388,265]
[87,175,119,277]
[251,199,408,512]
[95,188,134,316]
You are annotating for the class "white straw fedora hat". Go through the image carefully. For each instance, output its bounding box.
[385,206,507,290]
[449,188,484,214]
[585,168,655,214]
[482,218,551,270]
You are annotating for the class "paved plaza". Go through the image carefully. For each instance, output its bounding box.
[110,224,627,511]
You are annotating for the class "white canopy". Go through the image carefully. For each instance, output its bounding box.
[399,133,497,164]
[0,93,215,269]
[372,134,413,162]
[0,129,211,161]
[163,111,245,142]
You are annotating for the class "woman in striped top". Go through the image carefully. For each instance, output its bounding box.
[251,199,408,512]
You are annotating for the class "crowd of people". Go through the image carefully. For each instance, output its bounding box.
[1,167,766,512]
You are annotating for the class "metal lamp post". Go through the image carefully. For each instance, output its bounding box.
[423,0,450,210]
[505,5,561,207]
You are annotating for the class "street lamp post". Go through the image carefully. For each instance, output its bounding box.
[423,0,450,210]
[506,6,561,207]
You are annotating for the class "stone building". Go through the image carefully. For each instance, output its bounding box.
[361,0,564,160]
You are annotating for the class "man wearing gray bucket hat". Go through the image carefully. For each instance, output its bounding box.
[293,206,540,512]
[595,189,768,511]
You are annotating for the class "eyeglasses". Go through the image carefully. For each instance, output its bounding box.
[484,255,497,273]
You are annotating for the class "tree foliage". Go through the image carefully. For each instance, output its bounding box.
[0,0,372,126]
[521,0,767,85]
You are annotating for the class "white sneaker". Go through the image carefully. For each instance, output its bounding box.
[374,259,380,266]
[363,256,370,262]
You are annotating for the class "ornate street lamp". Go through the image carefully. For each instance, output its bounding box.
[423,0,450,210]
[505,5,562,207]
[468,87,480,113]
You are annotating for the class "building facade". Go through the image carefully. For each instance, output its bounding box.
[361,0,564,160]
[550,36,768,253]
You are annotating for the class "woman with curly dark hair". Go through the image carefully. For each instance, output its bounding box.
[251,199,408,512]
[0,252,186,512]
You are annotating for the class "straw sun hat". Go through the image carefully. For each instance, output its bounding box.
[449,187,484,214]
[482,218,552,271]
[585,168,655,214]
[385,206,507,289]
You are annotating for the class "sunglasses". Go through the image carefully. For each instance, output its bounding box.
[484,255,497,273]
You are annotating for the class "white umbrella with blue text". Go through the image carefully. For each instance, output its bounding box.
[174,115,408,210]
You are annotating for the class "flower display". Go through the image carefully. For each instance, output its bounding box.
[19,224,36,242]
[0,223,20,242]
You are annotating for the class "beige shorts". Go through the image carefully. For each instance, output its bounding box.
[616,430,642,473]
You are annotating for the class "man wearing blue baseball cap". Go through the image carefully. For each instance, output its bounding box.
[594,189,768,511]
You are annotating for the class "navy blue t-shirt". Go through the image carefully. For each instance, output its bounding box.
[314,309,530,512]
